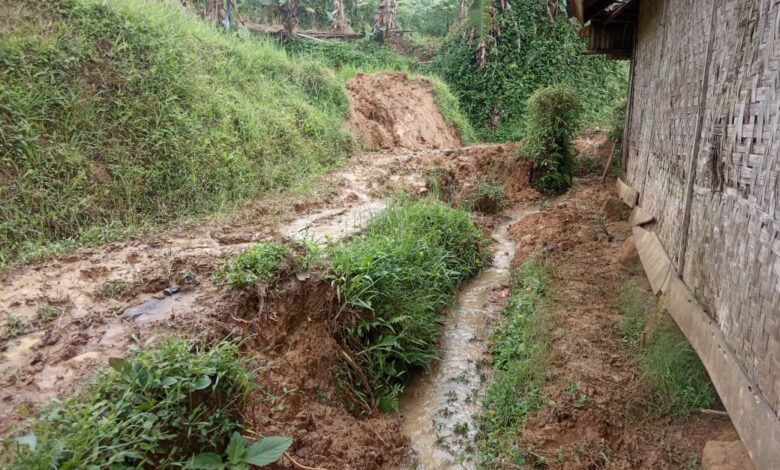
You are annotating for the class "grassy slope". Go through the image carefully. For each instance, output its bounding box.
[0,0,352,266]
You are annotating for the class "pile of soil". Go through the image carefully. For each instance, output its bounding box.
[507,182,739,468]
[347,72,462,151]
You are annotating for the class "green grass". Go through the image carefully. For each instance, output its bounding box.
[478,260,551,467]
[327,198,487,413]
[216,242,291,288]
[5,338,251,469]
[428,75,478,144]
[619,284,718,416]
[0,0,352,268]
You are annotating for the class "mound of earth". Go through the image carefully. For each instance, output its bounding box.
[347,72,462,151]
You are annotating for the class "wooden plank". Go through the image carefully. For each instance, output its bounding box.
[616,178,639,207]
[664,278,780,470]
[629,206,655,226]
[633,226,675,294]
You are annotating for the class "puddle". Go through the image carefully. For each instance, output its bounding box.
[399,207,536,469]
[282,200,386,244]
[123,293,194,324]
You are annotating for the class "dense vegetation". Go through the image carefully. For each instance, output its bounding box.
[432,0,628,140]
[479,260,550,466]
[5,339,294,469]
[0,0,353,266]
[328,198,486,412]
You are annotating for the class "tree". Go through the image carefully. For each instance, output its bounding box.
[458,0,469,24]
[330,0,349,32]
[373,0,397,42]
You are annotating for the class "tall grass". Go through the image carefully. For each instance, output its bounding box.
[619,284,718,416]
[0,0,352,267]
[6,339,251,469]
[478,260,551,466]
[328,198,486,412]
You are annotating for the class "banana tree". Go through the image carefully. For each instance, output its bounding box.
[372,0,397,42]
[330,0,350,32]
[259,0,301,36]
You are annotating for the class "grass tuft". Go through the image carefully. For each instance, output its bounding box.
[478,259,551,466]
[216,242,291,288]
[618,283,718,416]
[6,338,250,468]
[328,198,486,412]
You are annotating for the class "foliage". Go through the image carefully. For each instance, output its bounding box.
[619,284,718,416]
[479,260,551,466]
[432,0,628,140]
[0,0,352,268]
[216,242,291,288]
[285,37,417,73]
[5,339,263,469]
[189,433,292,470]
[462,179,506,212]
[327,198,486,412]
[525,85,582,195]
[428,75,478,144]
[607,97,628,175]
[397,0,461,37]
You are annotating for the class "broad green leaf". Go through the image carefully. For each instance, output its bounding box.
[244,436,293,466]
[161,376,178,386]
[108,357,130,375]
[226,432,248,464]
[192,376,212,390]
[187,453,225,470]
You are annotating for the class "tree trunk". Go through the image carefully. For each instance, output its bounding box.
[373,0,389,42]
[387,0,398,32]
[330,0,349,32]
[458,0,468,24]
[283,0,300,37]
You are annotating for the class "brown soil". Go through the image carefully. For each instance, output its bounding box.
[507,177,738,469]
[347,72,463,151]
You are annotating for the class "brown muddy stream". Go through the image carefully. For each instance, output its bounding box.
[399,207,536,469]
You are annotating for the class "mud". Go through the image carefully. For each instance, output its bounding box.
[400,207,537,469]
[506,177,738,469]
[348,72,463,151]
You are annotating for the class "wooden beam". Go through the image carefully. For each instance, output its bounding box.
[603,0,639,25]
[584,0,615,20]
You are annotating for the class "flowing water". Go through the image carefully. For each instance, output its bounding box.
[399,207,536,469]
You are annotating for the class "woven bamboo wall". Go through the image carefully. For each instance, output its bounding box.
[626,0,780,417]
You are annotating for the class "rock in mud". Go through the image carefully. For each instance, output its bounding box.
[701,440,755,470]
[617,236,641,273]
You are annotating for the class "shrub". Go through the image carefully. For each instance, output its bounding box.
[6,339,263,469]
[524,85,582,195]
[462,179,506,213]
[327,199,486,412]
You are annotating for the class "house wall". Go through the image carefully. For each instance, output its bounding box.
[625,0,780,418]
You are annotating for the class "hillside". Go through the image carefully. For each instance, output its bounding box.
[0,0,356,265]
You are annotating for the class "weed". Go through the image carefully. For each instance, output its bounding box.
[5,338,259,468]
[2,315,25,340]
[564,381,590,409]
[618,284,718,416]
[453,422,469,436]
[216,242,291,288]
[328,198,486,412]
[478,260,551,466]
[424,169,459,204]
[97,277,142,300]
[35,304,63,326]
[525,85,582,195]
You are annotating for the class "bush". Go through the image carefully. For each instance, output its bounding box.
[431,0,628,140]
[6,339,255,469]
[327,198,486,412]
[0,0,352,267]
[216,242,291,288]
[525,85,582,195]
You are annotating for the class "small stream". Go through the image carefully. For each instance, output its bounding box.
[399,207,536,469]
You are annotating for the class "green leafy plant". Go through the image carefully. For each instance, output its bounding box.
[189,432,292,469]
[216,242,291,288]
[328,198,486,412]
[6,338,254,468]
[525,84,582,195]
[462,179,506,213]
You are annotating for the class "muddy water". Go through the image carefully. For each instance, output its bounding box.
[399,207,536,469]
[282,199,386,244]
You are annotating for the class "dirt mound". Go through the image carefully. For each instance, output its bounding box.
[347,72,462,151]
